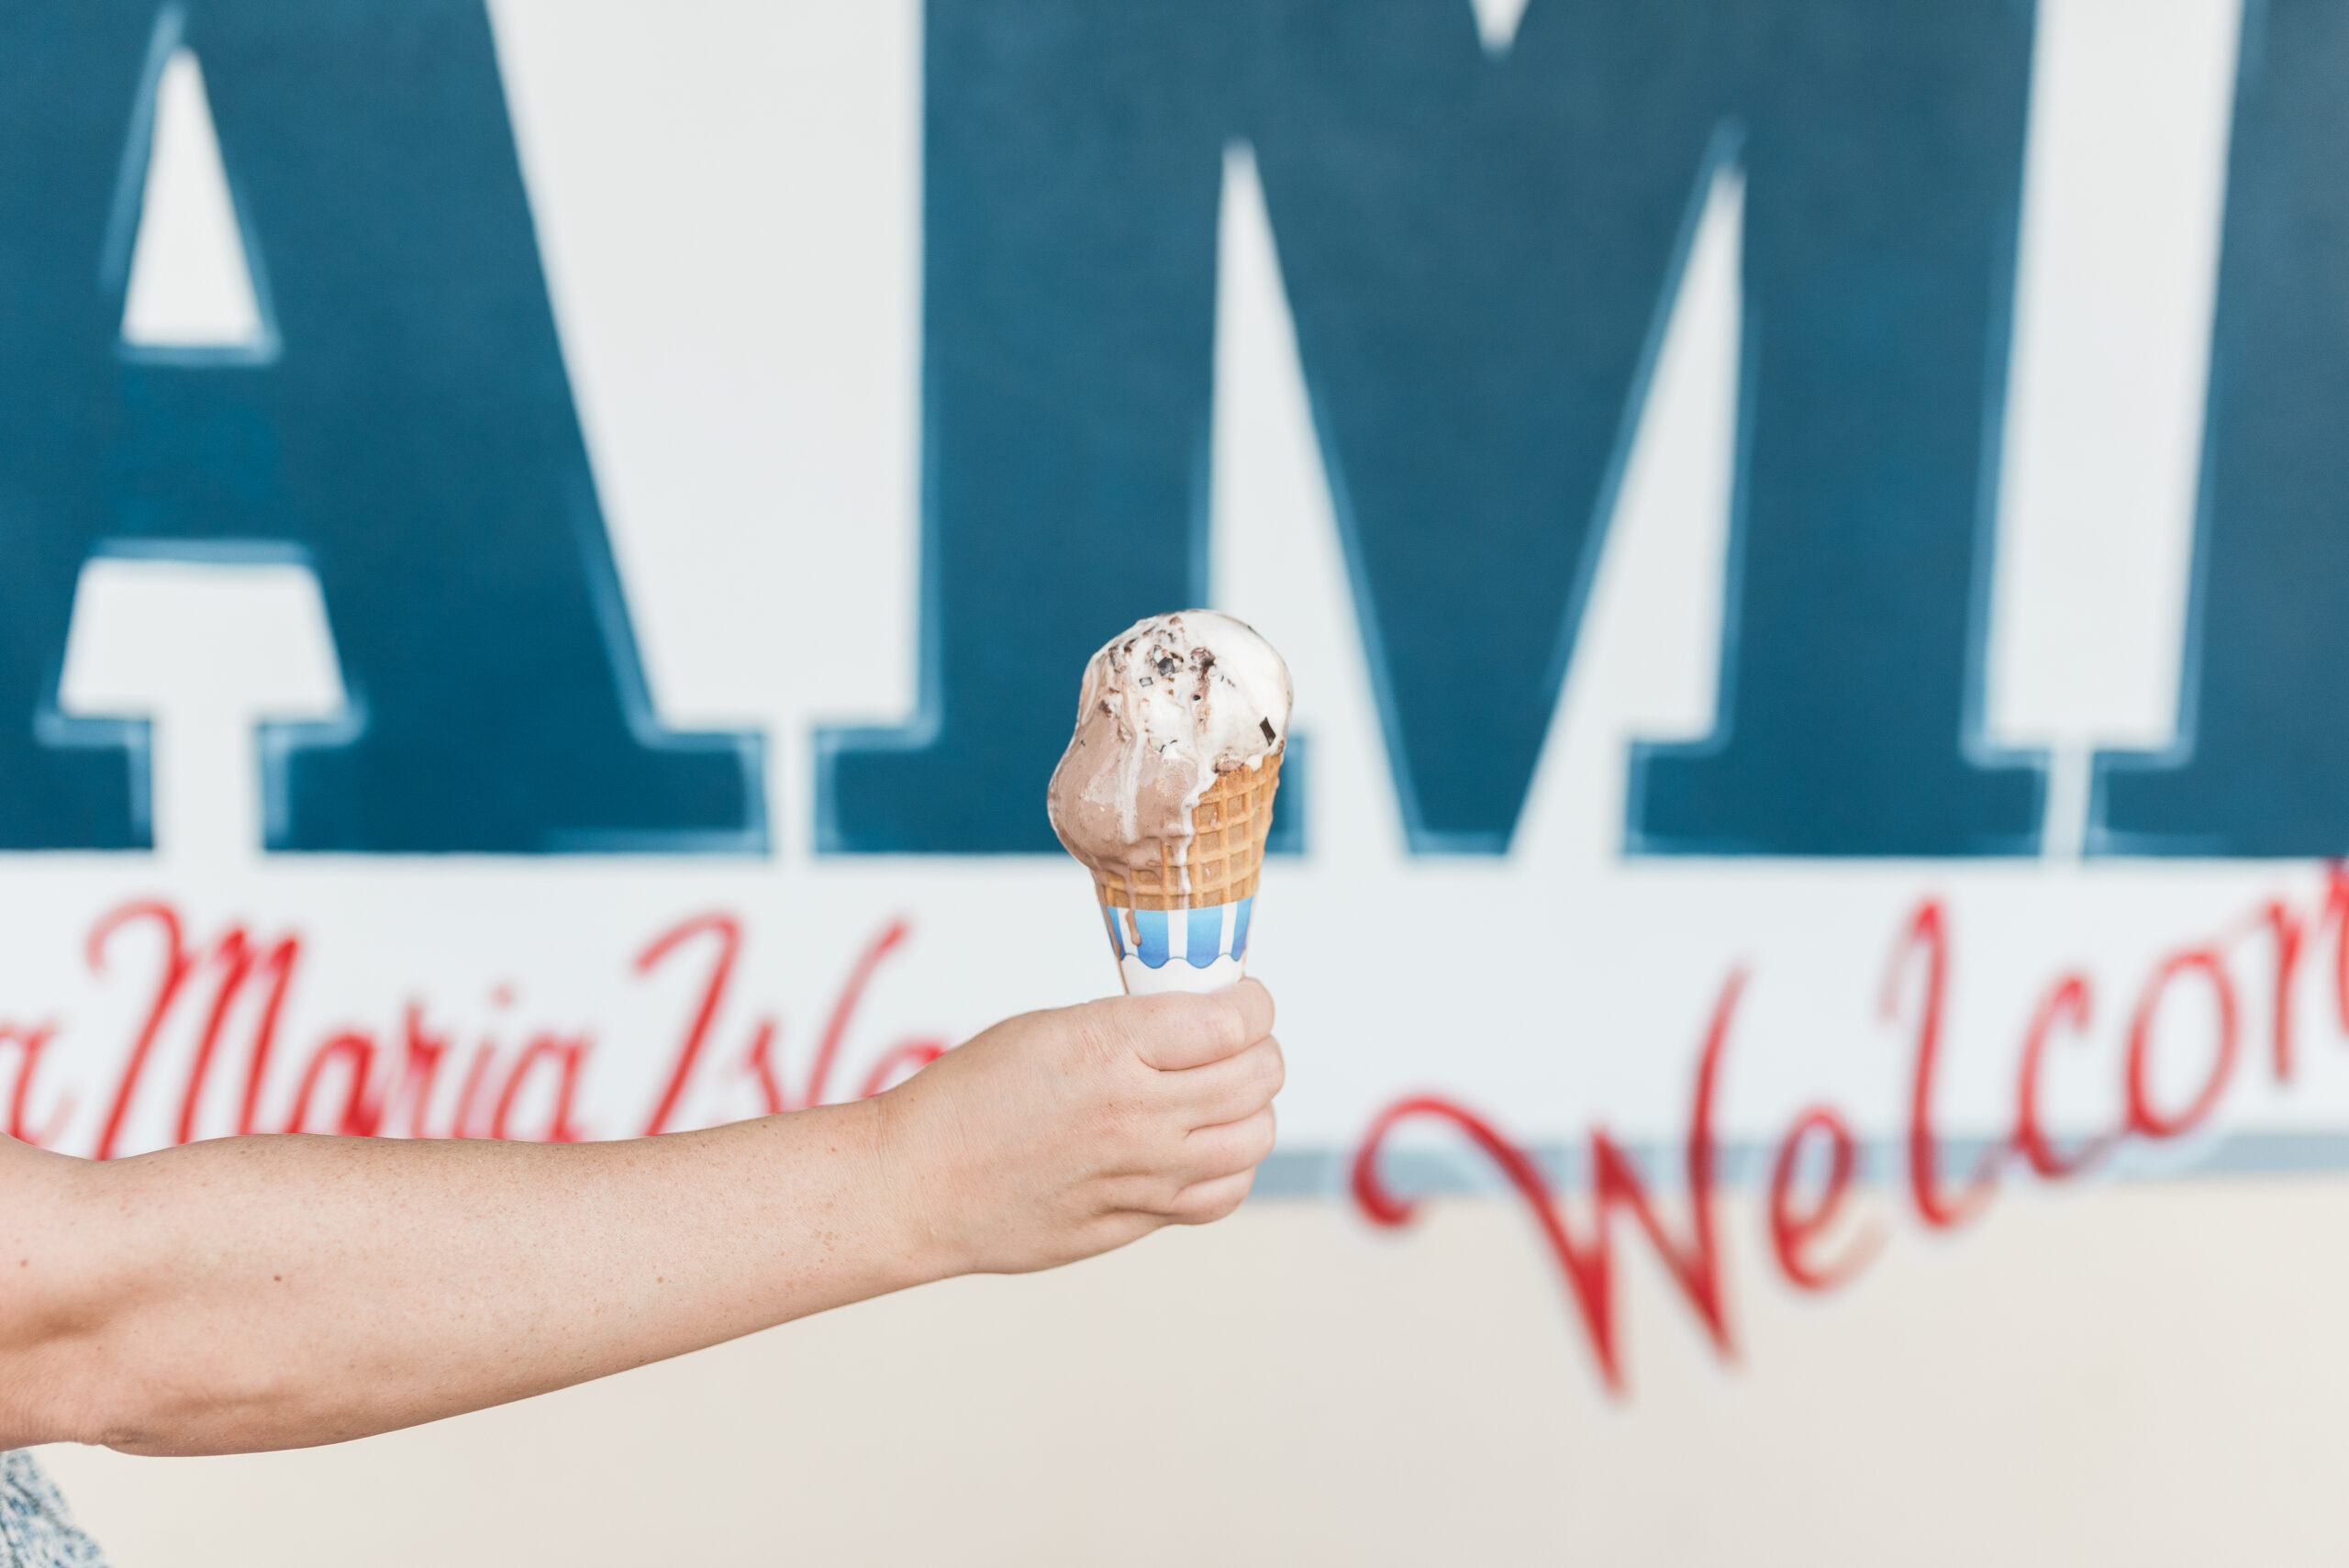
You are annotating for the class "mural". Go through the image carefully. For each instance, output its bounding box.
[1,0,2339,1400]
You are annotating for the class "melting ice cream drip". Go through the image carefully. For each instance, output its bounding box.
[1047,609,1293,903]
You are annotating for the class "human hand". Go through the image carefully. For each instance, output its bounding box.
[0,982,1274,1456]
[873,980,1282,1276]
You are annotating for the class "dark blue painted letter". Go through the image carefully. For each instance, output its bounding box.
[824,0,2043,855]
[1628,5,2043,855]
[0,0,761,852]
[2092,0,2349,856]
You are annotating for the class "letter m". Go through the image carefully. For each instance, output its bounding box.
[822,0,2044,856]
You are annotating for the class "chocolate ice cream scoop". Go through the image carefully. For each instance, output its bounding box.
[1047,610,1291,899]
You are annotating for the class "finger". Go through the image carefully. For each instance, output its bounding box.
[1168,1166,1256,1226]
[1222,977,1275,1041]
[1168,1035,1284,1128]
[1179,1105,1277,1185]
[1117,981,1275,1072]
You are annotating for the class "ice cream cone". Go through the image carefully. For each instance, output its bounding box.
[1085,750,1281,994]
[1046,610,1291,995]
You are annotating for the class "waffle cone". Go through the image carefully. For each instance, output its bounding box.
[1086,750,1282,911]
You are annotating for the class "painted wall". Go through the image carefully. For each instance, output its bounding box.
[15,0,2349,1558]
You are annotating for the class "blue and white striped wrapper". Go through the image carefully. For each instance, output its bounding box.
[1100,896,1257,994]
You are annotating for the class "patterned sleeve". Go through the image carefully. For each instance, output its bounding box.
[0,1453,109,1568]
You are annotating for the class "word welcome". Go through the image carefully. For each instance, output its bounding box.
[1352,870,2349,1393]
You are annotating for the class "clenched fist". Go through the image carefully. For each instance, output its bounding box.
[875,980,1283,1275]
[0,982,1282,1455]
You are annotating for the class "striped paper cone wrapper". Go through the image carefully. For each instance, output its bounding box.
[1085,751,1280,995]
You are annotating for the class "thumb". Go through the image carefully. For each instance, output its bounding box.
[1115,980,1275,1072]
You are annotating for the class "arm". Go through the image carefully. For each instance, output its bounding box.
[0,982,1280,1457]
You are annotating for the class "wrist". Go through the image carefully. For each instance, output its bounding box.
[859,1088,972,1286]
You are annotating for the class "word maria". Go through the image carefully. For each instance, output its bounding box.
[0,902,944,1161]
[1352,869,2349,1395]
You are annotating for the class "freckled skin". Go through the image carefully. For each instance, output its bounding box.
[0,984,1282,1457]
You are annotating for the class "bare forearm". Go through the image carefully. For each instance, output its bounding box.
[0,984,1281,1460]
[4,1102,937,1455]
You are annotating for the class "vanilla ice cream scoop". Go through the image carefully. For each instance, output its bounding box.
[1048,610,1292,889]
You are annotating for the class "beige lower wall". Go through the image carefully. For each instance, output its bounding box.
[42,1176,2349,1565]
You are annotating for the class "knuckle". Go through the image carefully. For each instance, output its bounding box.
[1248,1116,1277,1163]
[1195,995,1245,1058]
[1061,1007,1120,1072]
[1095,1003,1150,1062]
[1181,1175,1252,1225]
[1126,995,1207,1066]
[1223,994,1258,1051]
